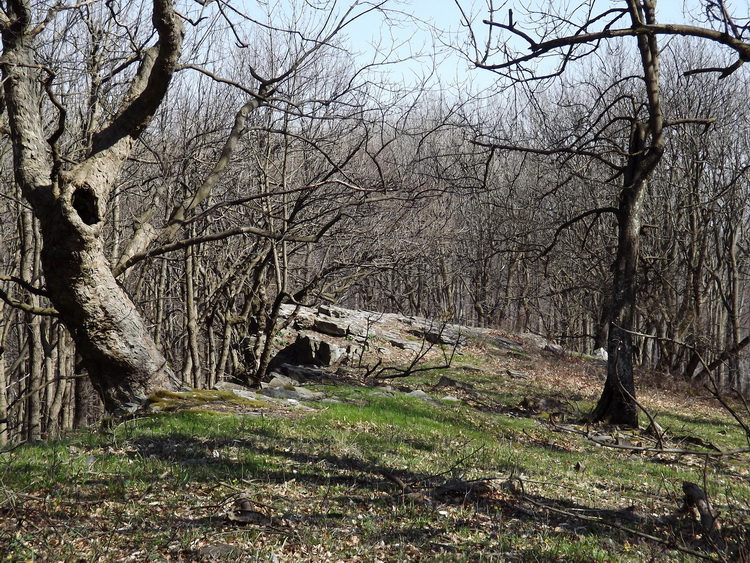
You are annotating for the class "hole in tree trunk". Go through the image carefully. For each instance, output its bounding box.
[72,186,100,225]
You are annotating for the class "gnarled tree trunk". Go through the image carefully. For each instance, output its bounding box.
[39,177,177,412]
[0,0,184,414]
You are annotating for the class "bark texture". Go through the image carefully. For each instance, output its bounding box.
[0,0,185,413]
[39,188,177,412]
[591,0,666,427]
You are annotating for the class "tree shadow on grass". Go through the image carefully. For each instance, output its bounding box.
[127,430,427,493]
[100,401,744,561]
[118,428,733,560]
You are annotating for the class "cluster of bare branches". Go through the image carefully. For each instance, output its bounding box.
[1,1,750,443]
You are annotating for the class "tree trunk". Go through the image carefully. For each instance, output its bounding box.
[21,208,43,440]
[1,0,184,414]
[46,326,73,436]
[591,123,648,428]
[185,243,201,388]
[0,318,6,446]
[39,189,178,413]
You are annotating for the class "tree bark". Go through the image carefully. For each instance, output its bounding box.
[185,242,201,388]
[591,122,647,428]
[0,0,185,414]
[591,1,666,427]
[0,310,6,445]
[40,200,178,412]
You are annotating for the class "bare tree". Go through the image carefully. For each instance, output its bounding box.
[0,0,410,421]
[457,0,750,426]
[0,1,184,413]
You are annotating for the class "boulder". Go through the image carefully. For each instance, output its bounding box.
[317,304,347,318]
[274,363,326,381]
[506,369,531,380]
[318,339,347,365]
[519,332,549,350]
[213,381,265,401]
[406,322,467,347]
[269,333,349,370]
[263,373,299,389]
[407,389,435,402]
[390,339,425,352]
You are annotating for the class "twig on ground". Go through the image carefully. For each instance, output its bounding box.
[516,480,718,561]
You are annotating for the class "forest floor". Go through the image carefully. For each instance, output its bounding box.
[2,319,750,561]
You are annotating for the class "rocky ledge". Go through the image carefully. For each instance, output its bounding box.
[207,304,572,409]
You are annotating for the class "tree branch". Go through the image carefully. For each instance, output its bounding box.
[117,225,323,273]
[540,207,619,258]
[0,287,58,316]
[91,0,185,152]
[0,274,49,297]
[480,21,750,76]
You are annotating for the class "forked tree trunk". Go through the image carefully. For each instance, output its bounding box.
[1,0,184,414]
[39,182,177,412]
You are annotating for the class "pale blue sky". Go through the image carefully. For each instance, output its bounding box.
[340,0,701,90]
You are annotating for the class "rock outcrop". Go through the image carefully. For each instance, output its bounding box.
[214,303,564,405]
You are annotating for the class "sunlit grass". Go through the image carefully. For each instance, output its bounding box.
[2,366,750,561]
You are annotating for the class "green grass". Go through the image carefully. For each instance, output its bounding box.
[2,367,750,561]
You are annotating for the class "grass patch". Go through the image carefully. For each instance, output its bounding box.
[2,364,750,561]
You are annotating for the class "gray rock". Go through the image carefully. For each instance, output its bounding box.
[269,332,350,371]
[317,304,347,318]
[520,332,549,349]
[264,374,299,389]
[544,343,565,355]
[314,318,348,337]
[407,389,434,402]
[441,395,461,402]
[435,375,475,391]
[261,386,324,401]
[276,363,326,380]
[213,381,247,392]
[390,339,424,352]
[319,397,344,404]
[199,543,240,559]
[507,369,531,380]
[490,335,524,350]
[406,323,467,347]
[318,339,347,365]
[213,381,265,401]
[233,389,266,402]
[593,347,608,360]
[290,386,325,400]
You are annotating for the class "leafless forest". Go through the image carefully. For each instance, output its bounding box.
[1,0,749,444]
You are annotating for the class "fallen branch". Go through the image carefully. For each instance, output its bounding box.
[517,484,717,561]
[587,435,750,457]
[682,482,721,546]
[683,482,715,526]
